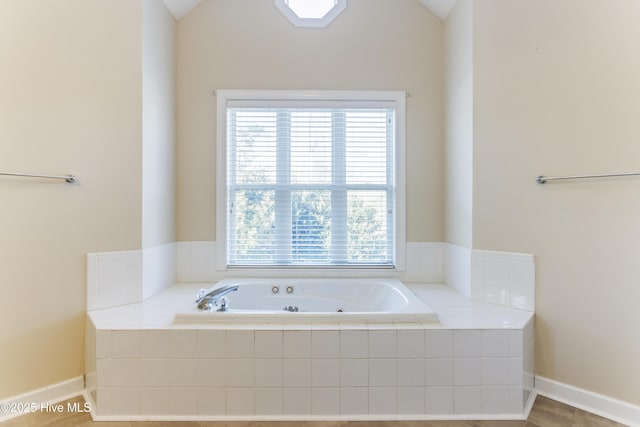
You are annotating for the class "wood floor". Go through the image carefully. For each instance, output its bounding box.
[1,395,627,427]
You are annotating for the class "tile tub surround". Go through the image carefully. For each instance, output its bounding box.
[88,242,535,313]
[85,283,535,421]
[444,244,535,312]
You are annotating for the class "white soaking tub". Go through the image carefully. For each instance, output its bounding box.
[174,278,439,324]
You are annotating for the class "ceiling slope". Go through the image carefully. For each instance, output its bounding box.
[162,0,202,20]
[418,0,456,20]
[162,0,456,22]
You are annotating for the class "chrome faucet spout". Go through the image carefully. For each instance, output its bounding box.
[196,284,239,311]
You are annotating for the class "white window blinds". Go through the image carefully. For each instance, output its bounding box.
[222,94,402,268]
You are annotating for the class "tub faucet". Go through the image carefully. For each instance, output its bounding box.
[196,284,239,311]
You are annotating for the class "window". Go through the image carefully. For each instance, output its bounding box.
[216,90,406,270]
[275,0,347,28]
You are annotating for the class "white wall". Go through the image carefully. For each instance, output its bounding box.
[143,0,177,248]
[444,0,473,248]
[451,0,640,406]
[0,0,178,399]
[0,0,143,398]
[176,0,445,243]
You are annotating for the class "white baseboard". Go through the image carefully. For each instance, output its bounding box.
[535,375,640,427]
[0,376,85,422]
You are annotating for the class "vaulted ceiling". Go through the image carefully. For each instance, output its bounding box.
[161,0,456,21]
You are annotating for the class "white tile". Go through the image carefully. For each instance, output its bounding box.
[454,386,482,414]
[508,386,524,414]
[197,330,226,358]
[125,250,143,300]
[368,359,396,387]
[190,241,211,264]
[169,388,198,415]
[511,282,535,311]
[311,387,340,415]
[397,386,425,414]
[425,329,453,358]
[471,251,486,282]
[226,359,254,387]
[425,386,454,414]
[111,331,140,358]
[485,255,510,284]
[368,330,396,358]
[397,358,425,387]
[509,358,523,386]
[87,254,98,310]
[226,330,254,358]
[312,330,340,358]
[226,388,254,415]
[95,389,112,416]
[176,243,192,282]
[284,388,311,415]
[369,387,396,414]
[284,359,311,387]
[483,281,511,306]
[98,252,126,283]
[95,330,111,359]
[255,330,283,358]
[481,358,510,386]
[510,261,534,287]
[482,330,510,357]
[110,388,140,415]
[454,358,482,386]
[110,359,140,387]
[482,386,511,414]
[139,359,169,387]
[197,359,226,387]
[487,250,511,262]
[97,252,126,308]
[96,359,112,388]
[169,330,197,358]
[255,359,284,387]
[255,388,283,415]
[168,359,198,387]
[139,330,169,359]
[176,242,191,267]
[425,358,453,386]
[140,388,169,415]
[470,277,486,301]
[312,359,340,387]
[397,330,424,358]
[340,359,368,387]
[190,262,210,282]
[283,330,311,358]
[510,252,534,263]
[340,387,368,415]
[508,330,523,358]
[453,330,482,358]
[198,387,226,415]
[340,330,368,358]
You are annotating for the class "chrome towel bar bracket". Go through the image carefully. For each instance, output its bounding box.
[0,172,77,183]
[537,172,640,184]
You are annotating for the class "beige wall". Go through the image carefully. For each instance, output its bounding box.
[470,0,640,405]
[176,0,445,243]
[444,0,473,248]
[0,0,169,398]
[143,0,177,248]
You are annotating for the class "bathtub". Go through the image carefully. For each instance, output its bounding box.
[174,278,439,324]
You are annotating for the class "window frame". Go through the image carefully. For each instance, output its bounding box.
[216,90,406,274]
[275,0,347,28]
